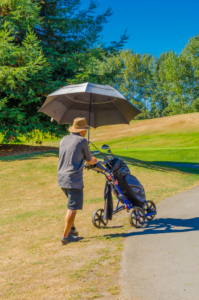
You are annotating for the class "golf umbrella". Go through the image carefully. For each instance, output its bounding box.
[38,82,141,140]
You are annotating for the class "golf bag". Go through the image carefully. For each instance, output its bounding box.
[110,158,146,207]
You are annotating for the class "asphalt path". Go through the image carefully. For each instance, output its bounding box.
[120,185,199,300]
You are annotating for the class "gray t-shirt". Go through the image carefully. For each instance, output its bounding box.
[57,133,92,189]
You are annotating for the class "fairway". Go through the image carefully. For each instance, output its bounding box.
[1,113,199,299]
[90,112,199,148]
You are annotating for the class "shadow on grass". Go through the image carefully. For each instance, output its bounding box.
[92,217,199,240]
[0,150,58,162]
[114,154,199,175]
[1,151,199,177]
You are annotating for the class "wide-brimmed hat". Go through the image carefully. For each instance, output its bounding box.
[69,117,90,133]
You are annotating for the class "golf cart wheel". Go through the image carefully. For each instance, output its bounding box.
[129,207,145,228]
[92,209,108,228]
[144,201,157,221]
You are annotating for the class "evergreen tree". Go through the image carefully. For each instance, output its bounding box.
[0,0,127,143]
[0,0,66,142]
[0,1,57,143]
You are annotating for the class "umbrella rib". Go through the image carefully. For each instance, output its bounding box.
[63,94,74,102]
[87,83,125,94]
[73,93,87,101]
[73,99,91,104]
[94,100,114,104]
[72,98,114,104]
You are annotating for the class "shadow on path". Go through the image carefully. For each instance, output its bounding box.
[92,217,199,240]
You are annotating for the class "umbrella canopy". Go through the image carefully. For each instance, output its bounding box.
[39,82,141,128]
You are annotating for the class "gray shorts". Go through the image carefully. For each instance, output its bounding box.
[61,188,83,210]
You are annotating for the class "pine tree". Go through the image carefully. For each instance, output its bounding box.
[0,1,58,142]
[35,0,127,85]
[0,0,127,143]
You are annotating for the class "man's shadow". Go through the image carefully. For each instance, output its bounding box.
[92,217,199,240]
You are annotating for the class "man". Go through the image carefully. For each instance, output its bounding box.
[57,117,97,245]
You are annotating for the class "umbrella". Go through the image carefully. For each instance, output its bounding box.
[39,82,141,140]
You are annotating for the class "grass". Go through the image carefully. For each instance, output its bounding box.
[89,112,199,148]
[111,147,199,164]
[1,151,199,299]
[104,132,199,149]
[0,152,129,300]
[1,112,199,299]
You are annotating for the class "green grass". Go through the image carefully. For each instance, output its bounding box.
[98,132,198,149]
[111,148,199,164]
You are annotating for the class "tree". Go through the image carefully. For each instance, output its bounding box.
[106,50,154,118]
[150,53,170,118]
[182,36,199,112]
[158,51,197,116]
[0,0,127,143]
[0,0,68,142]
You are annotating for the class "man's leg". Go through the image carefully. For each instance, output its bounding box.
[63,209,77,238]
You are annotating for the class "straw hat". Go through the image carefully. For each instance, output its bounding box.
[69,118,90,133]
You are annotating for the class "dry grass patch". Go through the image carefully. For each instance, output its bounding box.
[1,152,199,299]
[90,112,199,142]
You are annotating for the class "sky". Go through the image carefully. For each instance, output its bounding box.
[81,0,199,57]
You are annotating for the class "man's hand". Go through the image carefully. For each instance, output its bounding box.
[87,156,97,165]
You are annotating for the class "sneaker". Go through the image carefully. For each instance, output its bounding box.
[61,234,79,245]
[69,226,78,236]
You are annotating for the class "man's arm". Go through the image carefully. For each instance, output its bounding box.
[82,139,98,165]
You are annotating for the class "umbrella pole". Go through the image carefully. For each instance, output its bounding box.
[88,94,92,142]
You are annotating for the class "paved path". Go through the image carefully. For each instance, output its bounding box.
[120,185,199,300]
